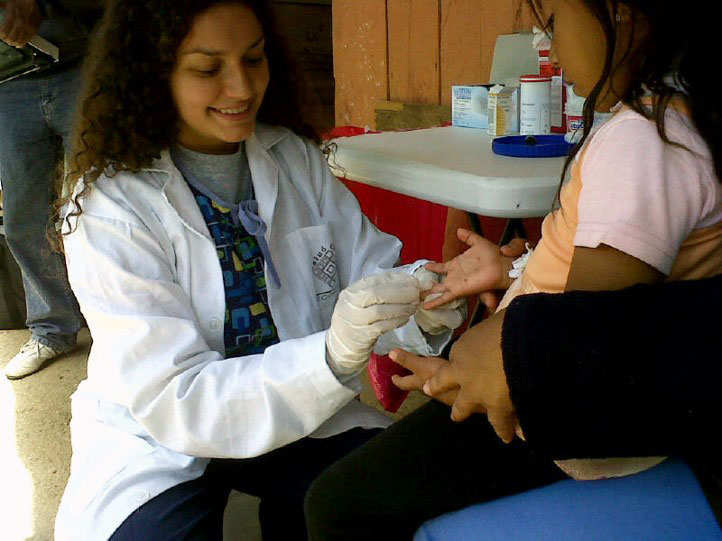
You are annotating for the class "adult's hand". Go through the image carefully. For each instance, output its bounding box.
[326,272,421,377]
[424,310,518,443]
[424,231,527,311]
[0,0,42,48]
[388,348,458,407]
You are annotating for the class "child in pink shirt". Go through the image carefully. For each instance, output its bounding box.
[420,0,722,480]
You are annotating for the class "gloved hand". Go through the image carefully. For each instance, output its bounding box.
[326,272,422,377]
[412,267,467,335]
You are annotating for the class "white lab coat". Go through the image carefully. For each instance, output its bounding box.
[55,124,449,540]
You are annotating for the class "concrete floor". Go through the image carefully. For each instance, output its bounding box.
[0,328,427,540]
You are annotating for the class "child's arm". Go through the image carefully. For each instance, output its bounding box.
[423,229,525,310]
[565,244,663,292]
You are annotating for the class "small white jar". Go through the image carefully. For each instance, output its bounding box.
[520,74,551,135]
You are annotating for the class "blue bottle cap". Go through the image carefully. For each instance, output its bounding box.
[492,134,573,158]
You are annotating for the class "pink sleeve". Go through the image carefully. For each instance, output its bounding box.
[574,115,705,275]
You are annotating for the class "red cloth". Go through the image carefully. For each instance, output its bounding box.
[367,353,410,413]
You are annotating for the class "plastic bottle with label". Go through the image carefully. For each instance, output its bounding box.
[520,74,551,135]
[564,85,586,143]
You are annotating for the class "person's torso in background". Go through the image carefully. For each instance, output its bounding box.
[28,0,104,73]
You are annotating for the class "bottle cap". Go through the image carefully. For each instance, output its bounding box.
[492,134,573,158]
[520,74,552,82]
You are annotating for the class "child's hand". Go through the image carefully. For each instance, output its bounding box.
[423,229,525,310]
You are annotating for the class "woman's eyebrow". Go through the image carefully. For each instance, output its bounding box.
[181,36,265,57]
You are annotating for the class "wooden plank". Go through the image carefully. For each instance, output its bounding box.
[387,0,440,104]
[273,3,334,133]
[274,0,331,5]
[480,0,535,83]
[375,101,451,131]
[332,0,388,128]
[440,0,483,106]
[516,0,538,30]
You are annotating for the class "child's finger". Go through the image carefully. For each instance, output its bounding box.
[500,238,528,257]
[420,287,448,303]
[479,291,499,312]
[424,261,448,275]
[457,228,484,247]
[423,290,457,310]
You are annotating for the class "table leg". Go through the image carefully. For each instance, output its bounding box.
[500,218,527,246]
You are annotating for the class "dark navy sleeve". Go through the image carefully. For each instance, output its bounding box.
[501,275,722,460]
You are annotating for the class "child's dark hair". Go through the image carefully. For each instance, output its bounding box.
[55,0,316,245]
[530,0,721,194]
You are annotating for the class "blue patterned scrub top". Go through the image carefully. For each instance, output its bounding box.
[188,183,280,357]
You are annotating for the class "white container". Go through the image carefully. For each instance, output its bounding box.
[565,85,586,143]
[519,74,551,135]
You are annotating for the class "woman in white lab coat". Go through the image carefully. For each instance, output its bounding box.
[53,1,465,539]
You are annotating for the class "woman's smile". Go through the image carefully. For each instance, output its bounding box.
[209,103,254,122]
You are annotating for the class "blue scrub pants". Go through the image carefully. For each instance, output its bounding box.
[109,427,381,541]
[416,457,721,540]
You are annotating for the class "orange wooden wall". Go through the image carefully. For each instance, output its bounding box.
[332,0,535,128]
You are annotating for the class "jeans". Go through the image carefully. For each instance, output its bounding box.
[0,66,84,351]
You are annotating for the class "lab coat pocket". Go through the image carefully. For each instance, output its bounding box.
[284,224,340,327]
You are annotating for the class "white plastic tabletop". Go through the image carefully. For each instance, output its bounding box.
[326,126,567,218]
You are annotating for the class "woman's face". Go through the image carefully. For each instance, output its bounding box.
[170,3,270,154]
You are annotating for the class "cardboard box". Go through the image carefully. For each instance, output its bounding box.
[452,85,493,129]
[487,85,519,136]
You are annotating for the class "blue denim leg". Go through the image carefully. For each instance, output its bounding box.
[415,458,722,541]
[0,66,85,351]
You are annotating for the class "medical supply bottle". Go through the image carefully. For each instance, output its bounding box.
[565,85,586,143]
[520,74,551,135]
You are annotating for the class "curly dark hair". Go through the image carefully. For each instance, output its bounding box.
[529,0,721,202]
[56,0,316,243]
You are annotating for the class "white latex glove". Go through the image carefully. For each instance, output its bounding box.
[326,272,422,377]
[413,267,467,335]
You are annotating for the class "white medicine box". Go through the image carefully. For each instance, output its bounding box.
[452,85,493,129]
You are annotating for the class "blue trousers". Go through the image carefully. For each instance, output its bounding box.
[0,67,84,350]
[110,427,382,541]
[416,457,721,540]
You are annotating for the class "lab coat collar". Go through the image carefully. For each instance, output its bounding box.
[145,124,290,243]
[245,129,281,245]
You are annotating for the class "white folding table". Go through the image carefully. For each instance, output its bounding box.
[326,126,567,220]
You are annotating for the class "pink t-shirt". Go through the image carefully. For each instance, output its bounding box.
[498,102,722,480]
[575,105,722,275]
[504,103,722,299]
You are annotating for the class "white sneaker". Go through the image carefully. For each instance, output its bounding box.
[3,338,66,380]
